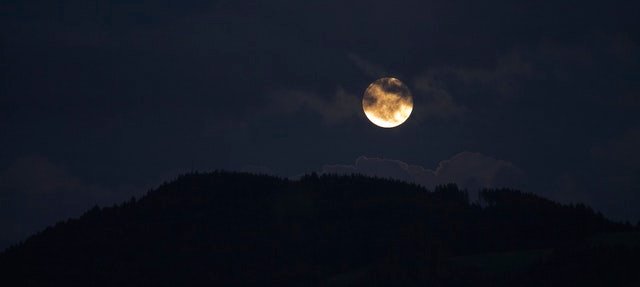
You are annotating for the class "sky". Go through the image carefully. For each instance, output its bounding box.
[1,0,640,249]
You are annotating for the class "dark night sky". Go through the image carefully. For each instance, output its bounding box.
[1,0,639,248]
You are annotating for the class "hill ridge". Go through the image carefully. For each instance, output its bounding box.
[1,171,638,286]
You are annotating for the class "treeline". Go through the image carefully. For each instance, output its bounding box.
[0,171,637,286]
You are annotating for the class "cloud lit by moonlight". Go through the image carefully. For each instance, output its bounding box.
[362,77,413,128]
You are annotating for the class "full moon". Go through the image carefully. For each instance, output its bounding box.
[362,77,413,128]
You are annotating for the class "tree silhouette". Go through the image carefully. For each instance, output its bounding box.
[0,171,637,286]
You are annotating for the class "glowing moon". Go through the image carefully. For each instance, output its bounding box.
[362,77,413,128]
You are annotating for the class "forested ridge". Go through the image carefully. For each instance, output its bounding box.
[1,171,638,286]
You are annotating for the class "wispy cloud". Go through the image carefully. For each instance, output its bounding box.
[268,87,361,124]
[411,52,532,120]
[347,53,388,78]
[322,152,526,191]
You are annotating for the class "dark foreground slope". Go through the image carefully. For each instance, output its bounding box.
[1,172,639,286]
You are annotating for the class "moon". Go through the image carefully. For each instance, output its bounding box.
[362,77,413,128]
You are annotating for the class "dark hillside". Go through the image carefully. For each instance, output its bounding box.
[1,172,637,286]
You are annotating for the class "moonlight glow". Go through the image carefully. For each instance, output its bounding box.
[362,77,413,128]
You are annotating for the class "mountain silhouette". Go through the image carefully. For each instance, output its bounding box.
[1,171,639,286]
